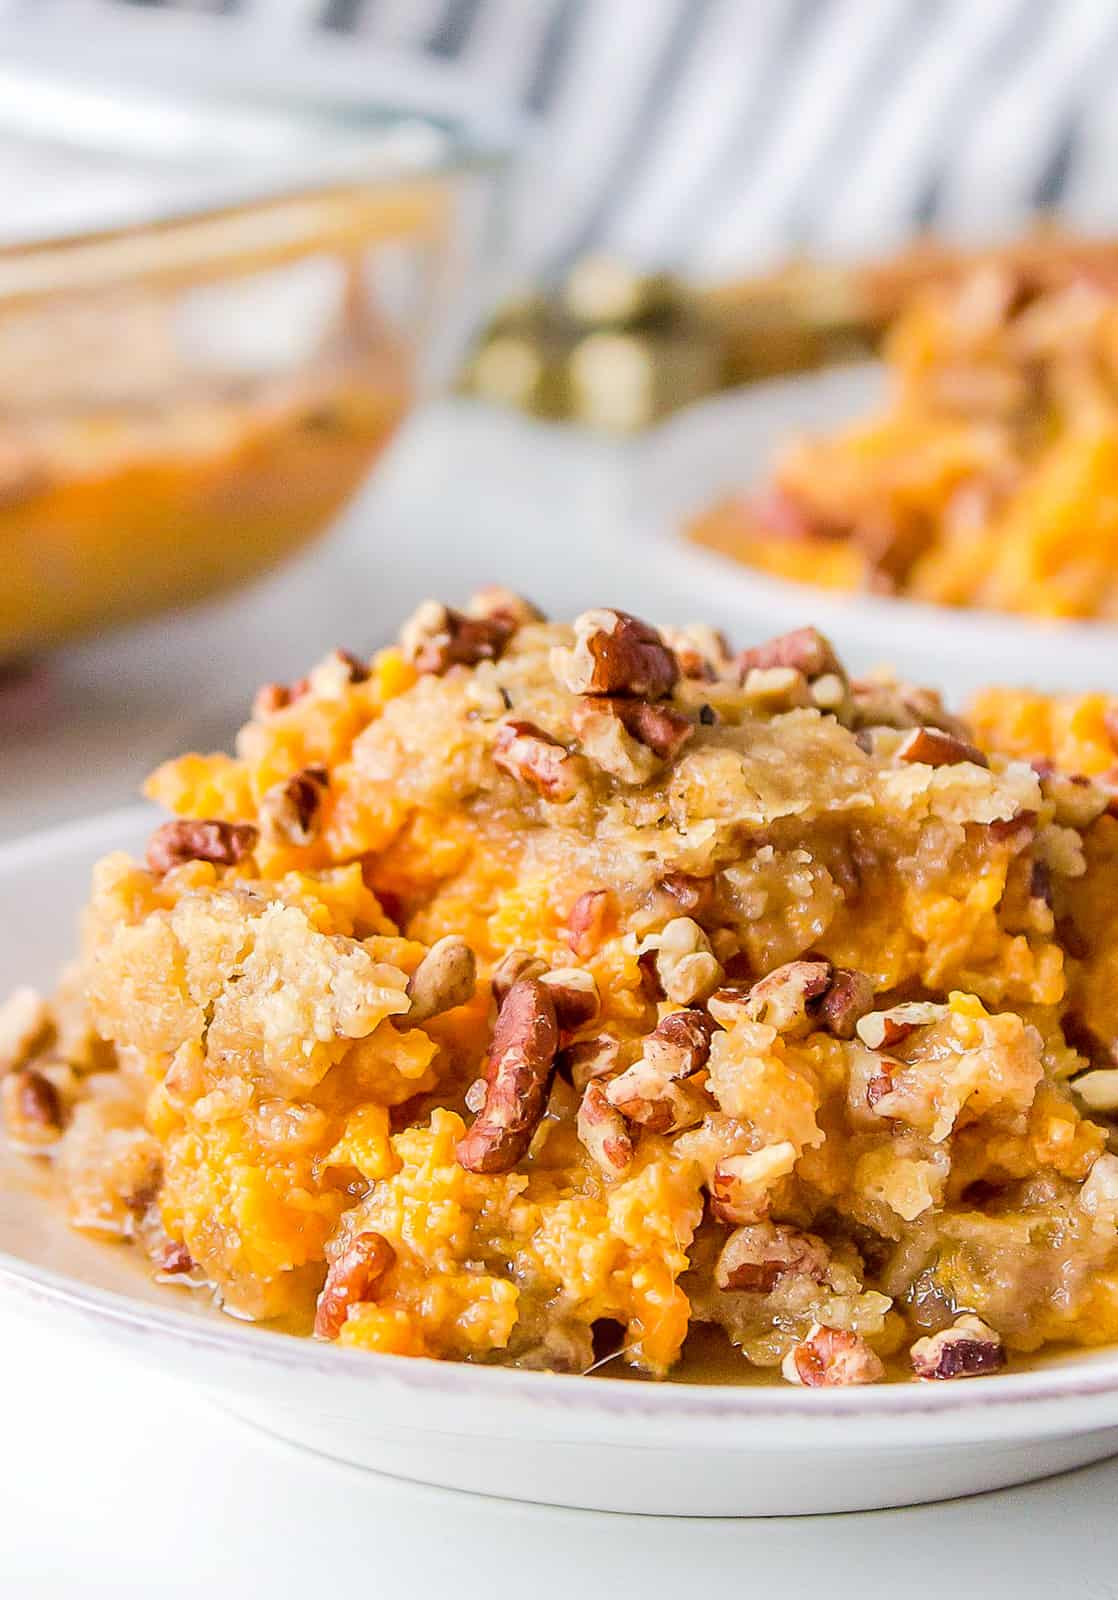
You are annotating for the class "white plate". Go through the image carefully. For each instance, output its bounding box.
[625,368,1118,700]
[4,808,1118,1517]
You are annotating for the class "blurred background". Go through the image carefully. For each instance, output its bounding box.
[4,0,1118,831]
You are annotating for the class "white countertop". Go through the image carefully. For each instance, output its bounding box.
[4,401,1118,1594]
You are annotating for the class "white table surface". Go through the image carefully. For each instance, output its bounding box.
[4,400,1118,1595]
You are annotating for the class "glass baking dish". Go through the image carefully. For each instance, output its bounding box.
[0,62,507,659]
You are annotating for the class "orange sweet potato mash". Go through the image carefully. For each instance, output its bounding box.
[6,598,1118,1387]
[690,258,1118,618]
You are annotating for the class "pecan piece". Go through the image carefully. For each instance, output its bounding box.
[400,599,514,676]
[155,1239,195,1277]
[259,766,329,846]
[314,1231,397,1340]
[1039,770,1109,829]
[467,586,544,628]
[566,889,612,958]
[253,682,295,718]
[715,1222,829,1294]
[740,665,811,713]
[856,1000,948,1052]
[1071,1068,1118,1114]
[781,1324,885,1387]
[576,1080,633,1180]
[709,1142,797,1225]
[850,679,969,738]
[309,648,370,695]
[639,918,723,1005]
[0,986,52,1073]
[1,1067,63,1149]
[556,1034,621,1092]
[493,719,584,801]
[814,968,874,1040]
[896,727,989,769]
[578,697,693,761]
[606,1009,715,1134]
[642,1008,717,1076]
[742,960,833,1035]
[456,978,560,1173]
[735,626,841,683]
[146,819,258,875]
[539,967,600,1031]
[400,936,477,1027]
[910,1315,1005,1380]
[658,872,718,923]
[491,949,549,1006]
[865,1069,897,1110]
[660,625,732,682]
[552,609,679,699]
[569,698,657,784]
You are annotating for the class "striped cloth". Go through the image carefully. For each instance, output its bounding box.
[11,0,1118,277]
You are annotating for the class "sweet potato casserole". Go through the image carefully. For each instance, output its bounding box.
[7,597,1118,1387]
[690,257,1118,618]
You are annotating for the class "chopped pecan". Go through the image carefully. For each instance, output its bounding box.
[1,1067,63,1148]
[467,586,544,628]
[850,678,969,738]
[491,949,549,1006]
[910,1315,1005,1380]
[809,672,848,712]
[988,810,1037,845]
[640,918,723,1005]
[552,609,679,699]
[740,666,811,713]
[735,626,841,683]
[0,986,52,1073]
[742,960,833,1035]
[456,978,560,1173]
[709,1142,797,1225]
[400,599,514,676]
[658,872,718,923]
[856,1000,948,1052]
[253,682,294,718]
[865,1069,897,1110]
[400,936,477,1027]
[1039,770,1109,829]
[707,986,750,1026]
[569,698,657,784]
[539,967,600,1031]
[660,625,732,682]
[309,648,370,695]
[314,1231,397,1340]
[642,1008,717,1077]
[781,1324,885,1387]
[566,889,612,958]
[1070,1068,1118,1114]
[578,697,693,761]
[146,819,258,875]
[576,1080,633,1180]
[1080,1152,1118,1220]
[556,1034,621,1092]
[606,1067,707,1135]
[155,1239,195,1277]
[606,1011,714,1134]
[259,766,329,846]
[814,968,874,1040]
[493,719,584,801]
[715,1222,829,1294]
[896,727,989,769]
